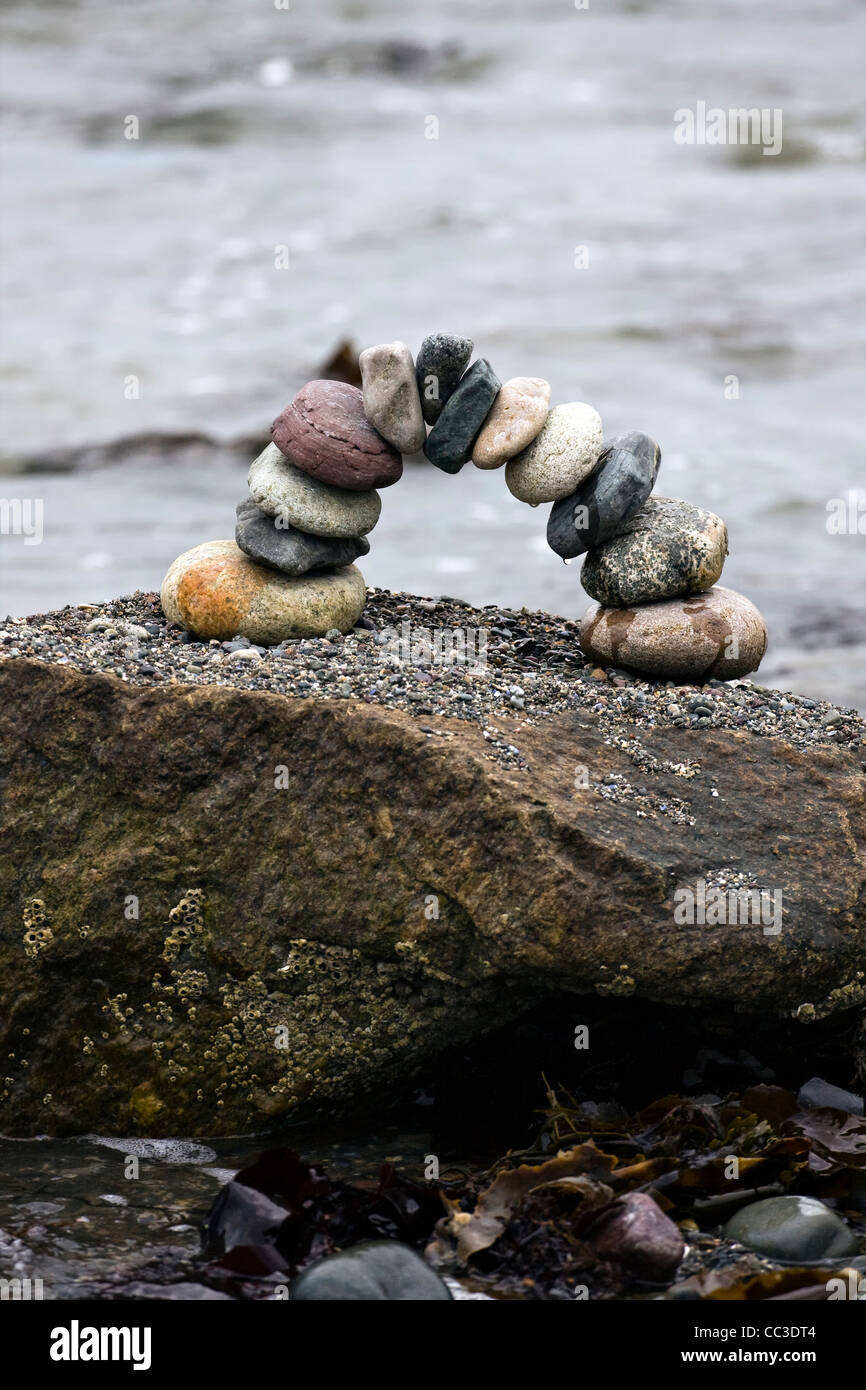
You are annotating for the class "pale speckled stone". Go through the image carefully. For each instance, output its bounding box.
[359,341,426,454]
[160,540,367,643]
[472,376,550,469]
[248,444,380,539]
[579,584,767,682]
[580,496,727,607]
[505,402,603,504]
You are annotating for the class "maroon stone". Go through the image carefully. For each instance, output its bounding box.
[271,380,403,491]
[585,1192,685,1281]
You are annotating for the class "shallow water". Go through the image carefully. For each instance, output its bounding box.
[0,1126,446,1299]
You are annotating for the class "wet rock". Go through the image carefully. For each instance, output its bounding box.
[359,341,426,455]
[235,499,369,576]
[547,431,661,558]
[160,540,366,643]
[580,497,727,607]
[415,333,473,425]
[505,402,603,505]
[586,1192,685,1280]
[0,651,863,1136]
[797,1076,864,1116]
[579,585,767,682]
[271,379,402,491]
[248,443,381,538]
[290,1240,451,1300]
[724,1196,859,1262]
[424,359,501,473]
[473,376,550,469]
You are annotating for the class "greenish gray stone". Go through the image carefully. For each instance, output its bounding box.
[423,358,501,474]
[580,496,727,607]
[235,499,369,576]
[724,1196,859,1262]
[290,1240,452,1301]
[248,443,381,539]
[548,431,661,559]
[415,332,473,425]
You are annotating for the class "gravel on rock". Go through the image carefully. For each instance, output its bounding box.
[2,593,863,777]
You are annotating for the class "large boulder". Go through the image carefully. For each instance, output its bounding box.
[0,654,863,1136]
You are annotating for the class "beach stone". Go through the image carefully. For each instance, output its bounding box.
[415,332,473,425]
[271,379,402,491]
[160,540,366,643]
[424,359,501,474]
[235,499,369,576]
[472,376,551,469]
[547,431,661,558]
[797,1076,864,1116]
[586,1192,685,1281]
[505,402,603,505]
[580,497,728,607]
[359,341,426,455]
[290,1240,452,1301]
[248,443,381,539]
[724,1196,858,1262]
[579,585,768,682]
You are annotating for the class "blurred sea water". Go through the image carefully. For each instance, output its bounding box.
[0,0,864,707]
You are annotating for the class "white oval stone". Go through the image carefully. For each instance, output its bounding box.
[505,402,603,504]
[248,443,381,539]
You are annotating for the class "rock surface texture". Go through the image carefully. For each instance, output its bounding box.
[0,629,863,1136]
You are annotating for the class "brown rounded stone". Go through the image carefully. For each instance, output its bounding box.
[579,585,768,682]
[271,379,403,491]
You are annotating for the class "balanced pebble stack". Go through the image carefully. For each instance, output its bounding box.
[160,331,768,684]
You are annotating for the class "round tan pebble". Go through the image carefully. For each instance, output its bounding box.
[472,376,551,469]
[505,402,603,504]
[160,540,367,643]
[578,584,767,682]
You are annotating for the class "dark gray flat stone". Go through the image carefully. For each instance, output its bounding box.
[235,499,370,576]
[547,430,661,559]
[423,358,501,474]
[415,333,473,425]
